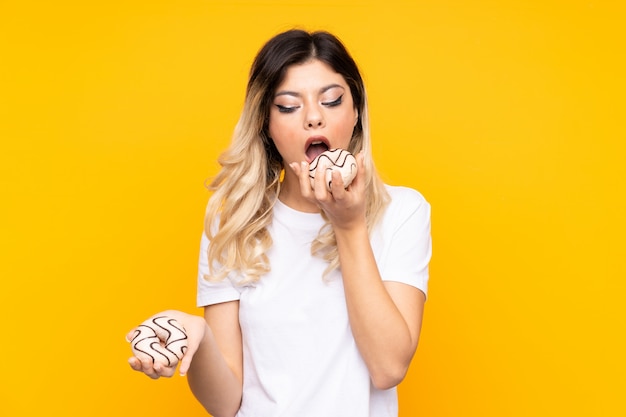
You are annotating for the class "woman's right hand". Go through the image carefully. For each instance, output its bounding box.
[126,310,208,379]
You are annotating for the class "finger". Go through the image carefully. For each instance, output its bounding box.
[154,362,176,378]
[288,161,300,175]
[125,328,138,343]
[353,151,366,188]
[177,330,201,376]
[290,160,316,201]
[298,161,315,197]
[178,353,193,377]
[128,356,142,371]
[313,162,332,200]
[177,338,197,376]
[329,169,346,199]
[130,353,177,379]
[137,356,161,379]
[289,161,308,194]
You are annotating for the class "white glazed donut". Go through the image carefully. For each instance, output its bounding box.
[130,316,188,367]
[309,149,357,191]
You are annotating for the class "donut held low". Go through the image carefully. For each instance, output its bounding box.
[130,316,188,367]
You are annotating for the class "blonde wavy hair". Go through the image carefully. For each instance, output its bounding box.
[204,30,390,283]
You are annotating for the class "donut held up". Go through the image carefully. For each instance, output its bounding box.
[130,316,188,367]
[308,149,357,191]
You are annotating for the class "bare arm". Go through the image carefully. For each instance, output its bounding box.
[334,224,425,390]
[292,153,427,389]
[187,301,243,417]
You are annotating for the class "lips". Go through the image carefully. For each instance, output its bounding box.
[305,136,330,162]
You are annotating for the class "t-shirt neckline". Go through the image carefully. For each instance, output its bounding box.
[273,198,325,230]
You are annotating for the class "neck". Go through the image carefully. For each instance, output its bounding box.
[278,178,320,213]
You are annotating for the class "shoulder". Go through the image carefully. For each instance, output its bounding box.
[376,184,431,236]
[384,184,430,216]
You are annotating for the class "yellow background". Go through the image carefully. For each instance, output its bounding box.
[1,0,624,415]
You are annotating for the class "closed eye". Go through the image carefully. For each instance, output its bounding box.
[276,104,299,113]
[322,95,343,107]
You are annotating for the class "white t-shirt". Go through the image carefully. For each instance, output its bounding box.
[197,185,431,417]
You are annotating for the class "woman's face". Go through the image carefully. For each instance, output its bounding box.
[268,59,358,170]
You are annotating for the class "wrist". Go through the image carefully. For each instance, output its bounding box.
[333,218,368,239]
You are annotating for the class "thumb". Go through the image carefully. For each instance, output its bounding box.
[178,346,196,376]
[177,328,202,376]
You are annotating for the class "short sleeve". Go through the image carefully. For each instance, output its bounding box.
[377,186,432,298]
[196,232,242,307]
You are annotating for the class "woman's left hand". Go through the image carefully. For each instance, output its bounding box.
[290,151,367,231]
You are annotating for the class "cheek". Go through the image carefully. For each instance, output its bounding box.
[268,118,285,141]
[267,119,294,153]
[333,115,358,141]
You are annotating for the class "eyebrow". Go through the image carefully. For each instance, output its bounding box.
[274,83,345,98]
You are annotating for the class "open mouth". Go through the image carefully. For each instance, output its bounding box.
[305,138,330,162]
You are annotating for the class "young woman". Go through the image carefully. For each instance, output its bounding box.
[127,29,432,417]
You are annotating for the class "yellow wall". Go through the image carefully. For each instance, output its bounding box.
[1,1,624,415]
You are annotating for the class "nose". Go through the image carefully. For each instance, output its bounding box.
[305,107,325,129]
[307,119,323,128]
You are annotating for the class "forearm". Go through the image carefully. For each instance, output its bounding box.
[335,223,416,390]
[186,323,242,417]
